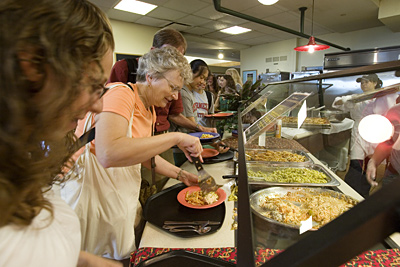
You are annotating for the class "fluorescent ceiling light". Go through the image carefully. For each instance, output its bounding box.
[114,0,157,15]
[220,26,251,35]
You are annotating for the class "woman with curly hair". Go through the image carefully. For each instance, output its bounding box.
[0,0,120,266]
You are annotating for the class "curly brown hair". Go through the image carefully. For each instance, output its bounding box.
[0,0,114,227]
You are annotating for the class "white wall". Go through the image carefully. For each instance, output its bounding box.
[241,39,298,76]
[110,19,158,62]
[241,26,400,74]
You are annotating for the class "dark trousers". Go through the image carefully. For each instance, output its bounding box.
[344,159,371,198]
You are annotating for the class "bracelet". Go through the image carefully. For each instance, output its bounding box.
[195,124,201,131]
[176,169,183,181]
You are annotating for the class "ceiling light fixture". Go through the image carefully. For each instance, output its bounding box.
[294,0,329,53]
[114,0,157,15]
[258,0,279,5]
[220,26,251,35]
[218,51,224,59]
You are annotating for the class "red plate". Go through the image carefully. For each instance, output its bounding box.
[201,148,219,158]
[177,186,226,209]
[204,112,234,118]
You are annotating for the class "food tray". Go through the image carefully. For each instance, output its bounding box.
[250,187,358,231]
[234,149,312,166]
[188,132,220,143]
[282,117,331,129]
[143,183,225,238]
[245,163,340,188]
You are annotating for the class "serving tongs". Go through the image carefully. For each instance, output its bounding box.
[191,156,222,193]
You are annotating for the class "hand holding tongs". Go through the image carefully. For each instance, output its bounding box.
[191,156,222,193]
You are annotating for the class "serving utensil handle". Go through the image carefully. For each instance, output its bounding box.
[192,156,204,172]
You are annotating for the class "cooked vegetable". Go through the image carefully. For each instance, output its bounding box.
[200,133,214,138]
[245,150,306,162]
[248,168,328,184]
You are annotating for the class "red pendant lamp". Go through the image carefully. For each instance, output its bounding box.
[294,0,330,53]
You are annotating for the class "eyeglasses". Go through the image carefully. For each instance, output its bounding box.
[159,74,181,92]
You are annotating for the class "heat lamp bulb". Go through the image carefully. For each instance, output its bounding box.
[308,46,315,54]
[359,114,394,143]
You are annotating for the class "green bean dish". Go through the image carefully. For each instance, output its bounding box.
[248,168,328,184]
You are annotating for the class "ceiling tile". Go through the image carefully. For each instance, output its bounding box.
[164,0,209,13]
[184,26,214,35]
[240,35,282,46]
[272,31,297,40]
[163,22,193,32]
[134,16,169,27]
[262,11,299,25]
[203,31,232,40]
[141,0,170,5]
[176,15,210,27]
[219,0,259,12]
[239,22,282,35]
[201,20,232,31]
[241,4,285,18]
[222,31,265,42]
[106,9,142,22]
[217,14,249,25]
[90,0,120,9]
[194,5,226,20]
[147,6,187,21]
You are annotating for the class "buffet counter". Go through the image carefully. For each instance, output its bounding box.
[133,140,400,266]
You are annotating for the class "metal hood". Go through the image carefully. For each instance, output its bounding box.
[324,46,400,70]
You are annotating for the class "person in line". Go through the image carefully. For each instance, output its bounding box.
[366,103,400,190]
[190,60,215,129]
[215,74,239,111]
[0,0,122,266]
[170,59,216,165]
[225,68,243,94]
[332,73,397,197]
[206,73,218,101]
[65,46,203,259]
[107,28,214,189]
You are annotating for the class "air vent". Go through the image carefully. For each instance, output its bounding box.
[266,55,288,63]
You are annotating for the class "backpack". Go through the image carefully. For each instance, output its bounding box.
[125,58,138,83]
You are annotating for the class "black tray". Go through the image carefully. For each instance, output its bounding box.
[143,183,225,238]
[137,250,235,267]
[203,150,234,164]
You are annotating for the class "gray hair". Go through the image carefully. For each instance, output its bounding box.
[136,46,192,84]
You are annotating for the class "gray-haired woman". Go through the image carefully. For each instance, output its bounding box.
[66,46,202,259]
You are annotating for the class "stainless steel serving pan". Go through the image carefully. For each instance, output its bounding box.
[250,187,358,231]
[242,149,312,166]
[246,163,341,188]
